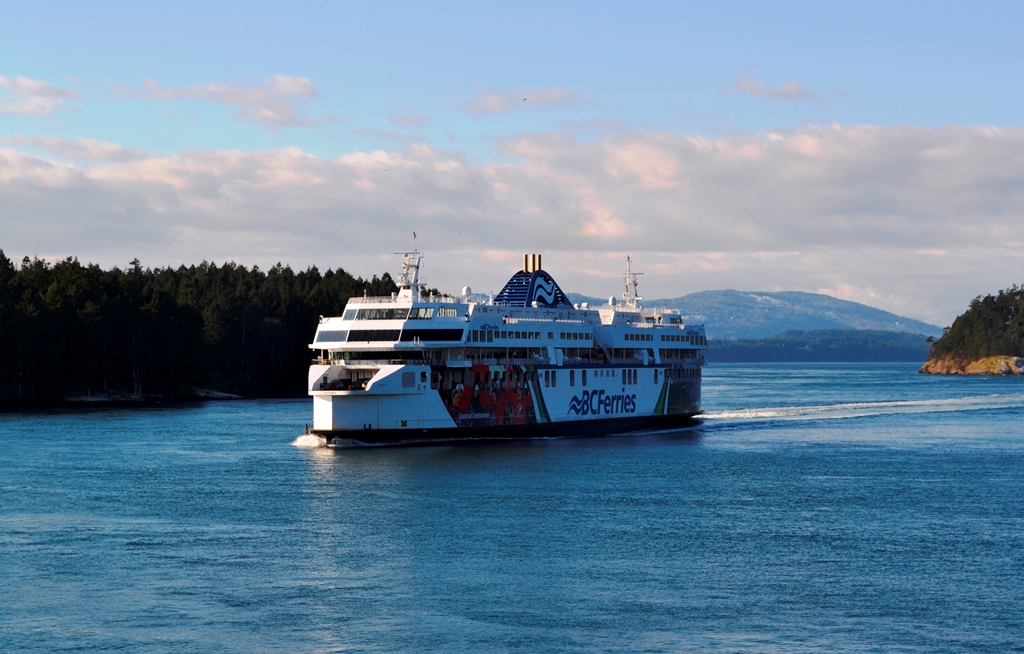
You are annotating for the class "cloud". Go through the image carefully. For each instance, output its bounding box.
[0,75,79,115]
[732,73,818,100]
[0,135,147,162]
[128,75,323,130]
[465,87,577,116]
[3,123,1024,324]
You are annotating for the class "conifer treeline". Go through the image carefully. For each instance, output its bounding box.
[928,286,1024,361]
[0,250,398,405]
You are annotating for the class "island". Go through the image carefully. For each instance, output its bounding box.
[920,286,1024,375]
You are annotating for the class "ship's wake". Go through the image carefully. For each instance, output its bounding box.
[292,434,327,448]
[703,393,1024,424]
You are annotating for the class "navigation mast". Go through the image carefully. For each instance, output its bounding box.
[621,255,643,308]
[395,231,424,300]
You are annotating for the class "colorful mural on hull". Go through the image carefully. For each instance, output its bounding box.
[438,364,538,427]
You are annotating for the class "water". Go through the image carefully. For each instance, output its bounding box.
[2,363,1023,652]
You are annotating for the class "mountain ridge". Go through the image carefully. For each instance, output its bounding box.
[567,289,941,340]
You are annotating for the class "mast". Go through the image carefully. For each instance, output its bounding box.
[621,255,643,308]
[395,232,424,300]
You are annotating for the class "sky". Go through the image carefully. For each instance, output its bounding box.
[2,0,1023,326]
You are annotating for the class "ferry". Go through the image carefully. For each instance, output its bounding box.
[307,247,706,446]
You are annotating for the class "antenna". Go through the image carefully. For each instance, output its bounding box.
[621,255,643,308]
[395,231,424,295]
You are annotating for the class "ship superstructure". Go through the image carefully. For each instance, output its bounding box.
[307,249,705,446]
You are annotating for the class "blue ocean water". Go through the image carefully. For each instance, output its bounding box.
[2,362,1023,652]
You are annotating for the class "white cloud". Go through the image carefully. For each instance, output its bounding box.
[732,73,818,100]
[3,123,1024,325]
[0,135,147,162]
[129,75,323,130]
[0,75,79,115]
[465,87,577,116]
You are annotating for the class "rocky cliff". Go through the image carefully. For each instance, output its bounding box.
[919,355,1024,375]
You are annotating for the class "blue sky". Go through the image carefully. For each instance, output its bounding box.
[3,1,1024,325]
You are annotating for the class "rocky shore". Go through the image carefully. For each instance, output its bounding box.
[920,355,1024,375]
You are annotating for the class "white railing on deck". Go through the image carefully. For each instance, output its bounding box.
[348,295,461,305]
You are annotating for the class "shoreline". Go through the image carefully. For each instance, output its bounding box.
[0,391,306,412]
[919,355,1024,375]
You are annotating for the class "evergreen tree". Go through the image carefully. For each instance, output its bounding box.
[928,286,1024,361]
[0,253,398,405]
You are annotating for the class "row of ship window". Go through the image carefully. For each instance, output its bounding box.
[624,333,654,342]
[457,366,698,390]
[316,328,466,343]
[615,332,706,345]
[469,329,592,343]
[542,366,697,387]
[340,306,461,321]
[661,333,706,345]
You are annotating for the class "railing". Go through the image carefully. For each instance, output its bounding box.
[347,294,461,305]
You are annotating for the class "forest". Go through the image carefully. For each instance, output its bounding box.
[927,286,1024,361]
[708,329,931,363]
[0,250,398,406]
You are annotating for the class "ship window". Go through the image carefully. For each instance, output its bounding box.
[544,370,550,386]
[342,309,357,321]
[348,329,400,342]
[582,369,587,386]
[548,332,553,340]
[570,370,575,387]
[420,372,428,384]
[399,328,465,342]
[436,307,458,318]
[356,308,413,321]
[551,370,556,387]
[471,330,479,342]
[654,369,658,384]
[622,369,626,385]
[487,330,494,343]
[316,330,348,342]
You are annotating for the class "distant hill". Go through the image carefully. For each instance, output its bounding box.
[568,289,942,340]
[709,329,930,363]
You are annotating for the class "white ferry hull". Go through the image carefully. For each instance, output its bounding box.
[308,362,701,447]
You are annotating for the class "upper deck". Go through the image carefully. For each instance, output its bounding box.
[309,250,707,363]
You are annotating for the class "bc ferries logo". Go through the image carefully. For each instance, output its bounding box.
[530,277,557,305]
[568,390,637,416]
